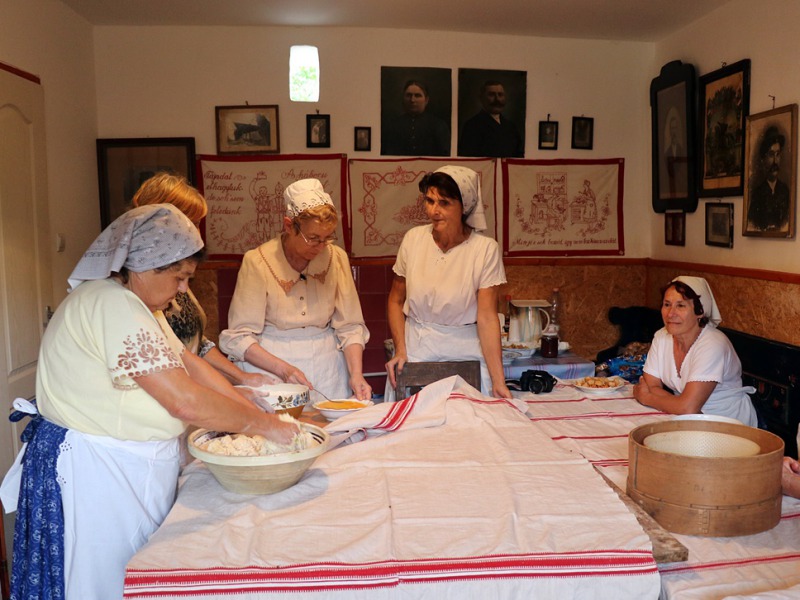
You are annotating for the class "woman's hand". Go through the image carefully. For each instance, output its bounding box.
[349,374,373,401]
[782,456,800,499]
[385,352,408,388]
[491,381,512,399]
[261,413,301,445]
[239,371,280,388]
[633,376,651,403]
[280,364,313,389]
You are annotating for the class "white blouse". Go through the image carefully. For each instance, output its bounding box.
[394,225,506,326]
[220,237,369,361]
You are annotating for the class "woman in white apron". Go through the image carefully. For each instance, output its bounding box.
[219,179,371,401]
[385,166,510,401]
[634,276,758,427]
[0,205,297,600]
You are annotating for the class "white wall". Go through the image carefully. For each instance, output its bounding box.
[92,25,654,257]
[654,0,800,273]
[1,0,99,302]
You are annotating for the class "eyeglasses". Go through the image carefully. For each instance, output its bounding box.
[296,227,338,247]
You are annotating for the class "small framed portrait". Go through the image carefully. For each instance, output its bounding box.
[306,114,331,148]
[354,126,371,152]
[215,105,279,155]
[650,60,698,213]
[698,59,751,198]
[538,120,558,150]
[705,202,734,248]
[664,211,686,246]
[96,137,196,229]
[571,116,594,150]
[742,104,797,238]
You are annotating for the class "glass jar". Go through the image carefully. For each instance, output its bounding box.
[540,330,559,358]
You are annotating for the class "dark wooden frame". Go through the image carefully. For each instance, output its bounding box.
[96,137,196,229]
[354,126,371,152]
[571,116,594,150]
[650,60,698,213]
[306,114,331,148]
[705,202,734,247]
[698,59,751,198]
[215,105,280,155]
[664,211,686,246]
[538,120,558,150]
[742,104,798,238]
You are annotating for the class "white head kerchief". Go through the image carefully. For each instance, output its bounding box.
[434,165,487,232]
[284,178,334,218]
[671,276,722,327]
[68,204,203,292]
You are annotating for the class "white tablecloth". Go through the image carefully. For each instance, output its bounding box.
[519,383,800,600]
[124,377,660,599]
[504,350,596,380]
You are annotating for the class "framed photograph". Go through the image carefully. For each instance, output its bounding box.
[457,68,527,157]
[650,60,698,213]
[538,120,558,150]
[381,66,452,156]
[742,104,797,238]
[698,59,750,197]
[354,126,371,152]
[571,116,594,150]
[664,211,686,246]
[215,105,279,155]
[705,202,734,247]
[96,137,196,229]
[306,114,331,148]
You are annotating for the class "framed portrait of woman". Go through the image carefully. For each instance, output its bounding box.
[650,60,697,213]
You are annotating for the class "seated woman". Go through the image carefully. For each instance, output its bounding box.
[633,276,757,427]
[385,166,510,400]
[0,204,297,600]
[132,172,274,390]
[219,179,371,401]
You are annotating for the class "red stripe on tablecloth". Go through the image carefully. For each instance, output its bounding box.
[659,552,800,575]
[531,412,661,421]
[124,551,657,597]
[373,393,419,430]
[526,397,587,404]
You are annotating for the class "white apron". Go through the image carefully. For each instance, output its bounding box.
[384,317,491,402]
[237,325,351,400]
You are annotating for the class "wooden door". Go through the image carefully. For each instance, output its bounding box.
[0,61,54,594]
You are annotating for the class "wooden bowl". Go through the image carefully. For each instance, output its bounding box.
[188,425,329,495]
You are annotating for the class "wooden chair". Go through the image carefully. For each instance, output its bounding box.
[395,360,481,400]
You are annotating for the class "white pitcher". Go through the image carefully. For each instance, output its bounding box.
[508,300,551,343]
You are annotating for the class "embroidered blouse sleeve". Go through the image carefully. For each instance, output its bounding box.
[219,249,268,361]
[106,293,183,387]
[330,247,370,349]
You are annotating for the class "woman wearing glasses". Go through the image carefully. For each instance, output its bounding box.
[220,179,371,400]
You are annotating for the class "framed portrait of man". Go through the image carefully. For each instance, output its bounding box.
[457,68,527,158]
[742,104,797,238]
[380,66,451,157]
[650,60,697,213]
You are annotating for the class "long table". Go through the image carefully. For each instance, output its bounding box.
[123,379,800,599]
[124,378,661,599]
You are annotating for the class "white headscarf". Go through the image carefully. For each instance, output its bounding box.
[671,276,722,327]
[284,178,335,218]
[68,204,203,292]
[434,165,487,232]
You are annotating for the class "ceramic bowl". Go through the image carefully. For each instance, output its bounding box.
[188,425,329,495]
[312,399,373,421]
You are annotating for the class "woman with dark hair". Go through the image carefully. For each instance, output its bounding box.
[633,276,757,426]
[385,166,510,400]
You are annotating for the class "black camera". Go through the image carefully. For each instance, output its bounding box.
[518,369,557,394]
